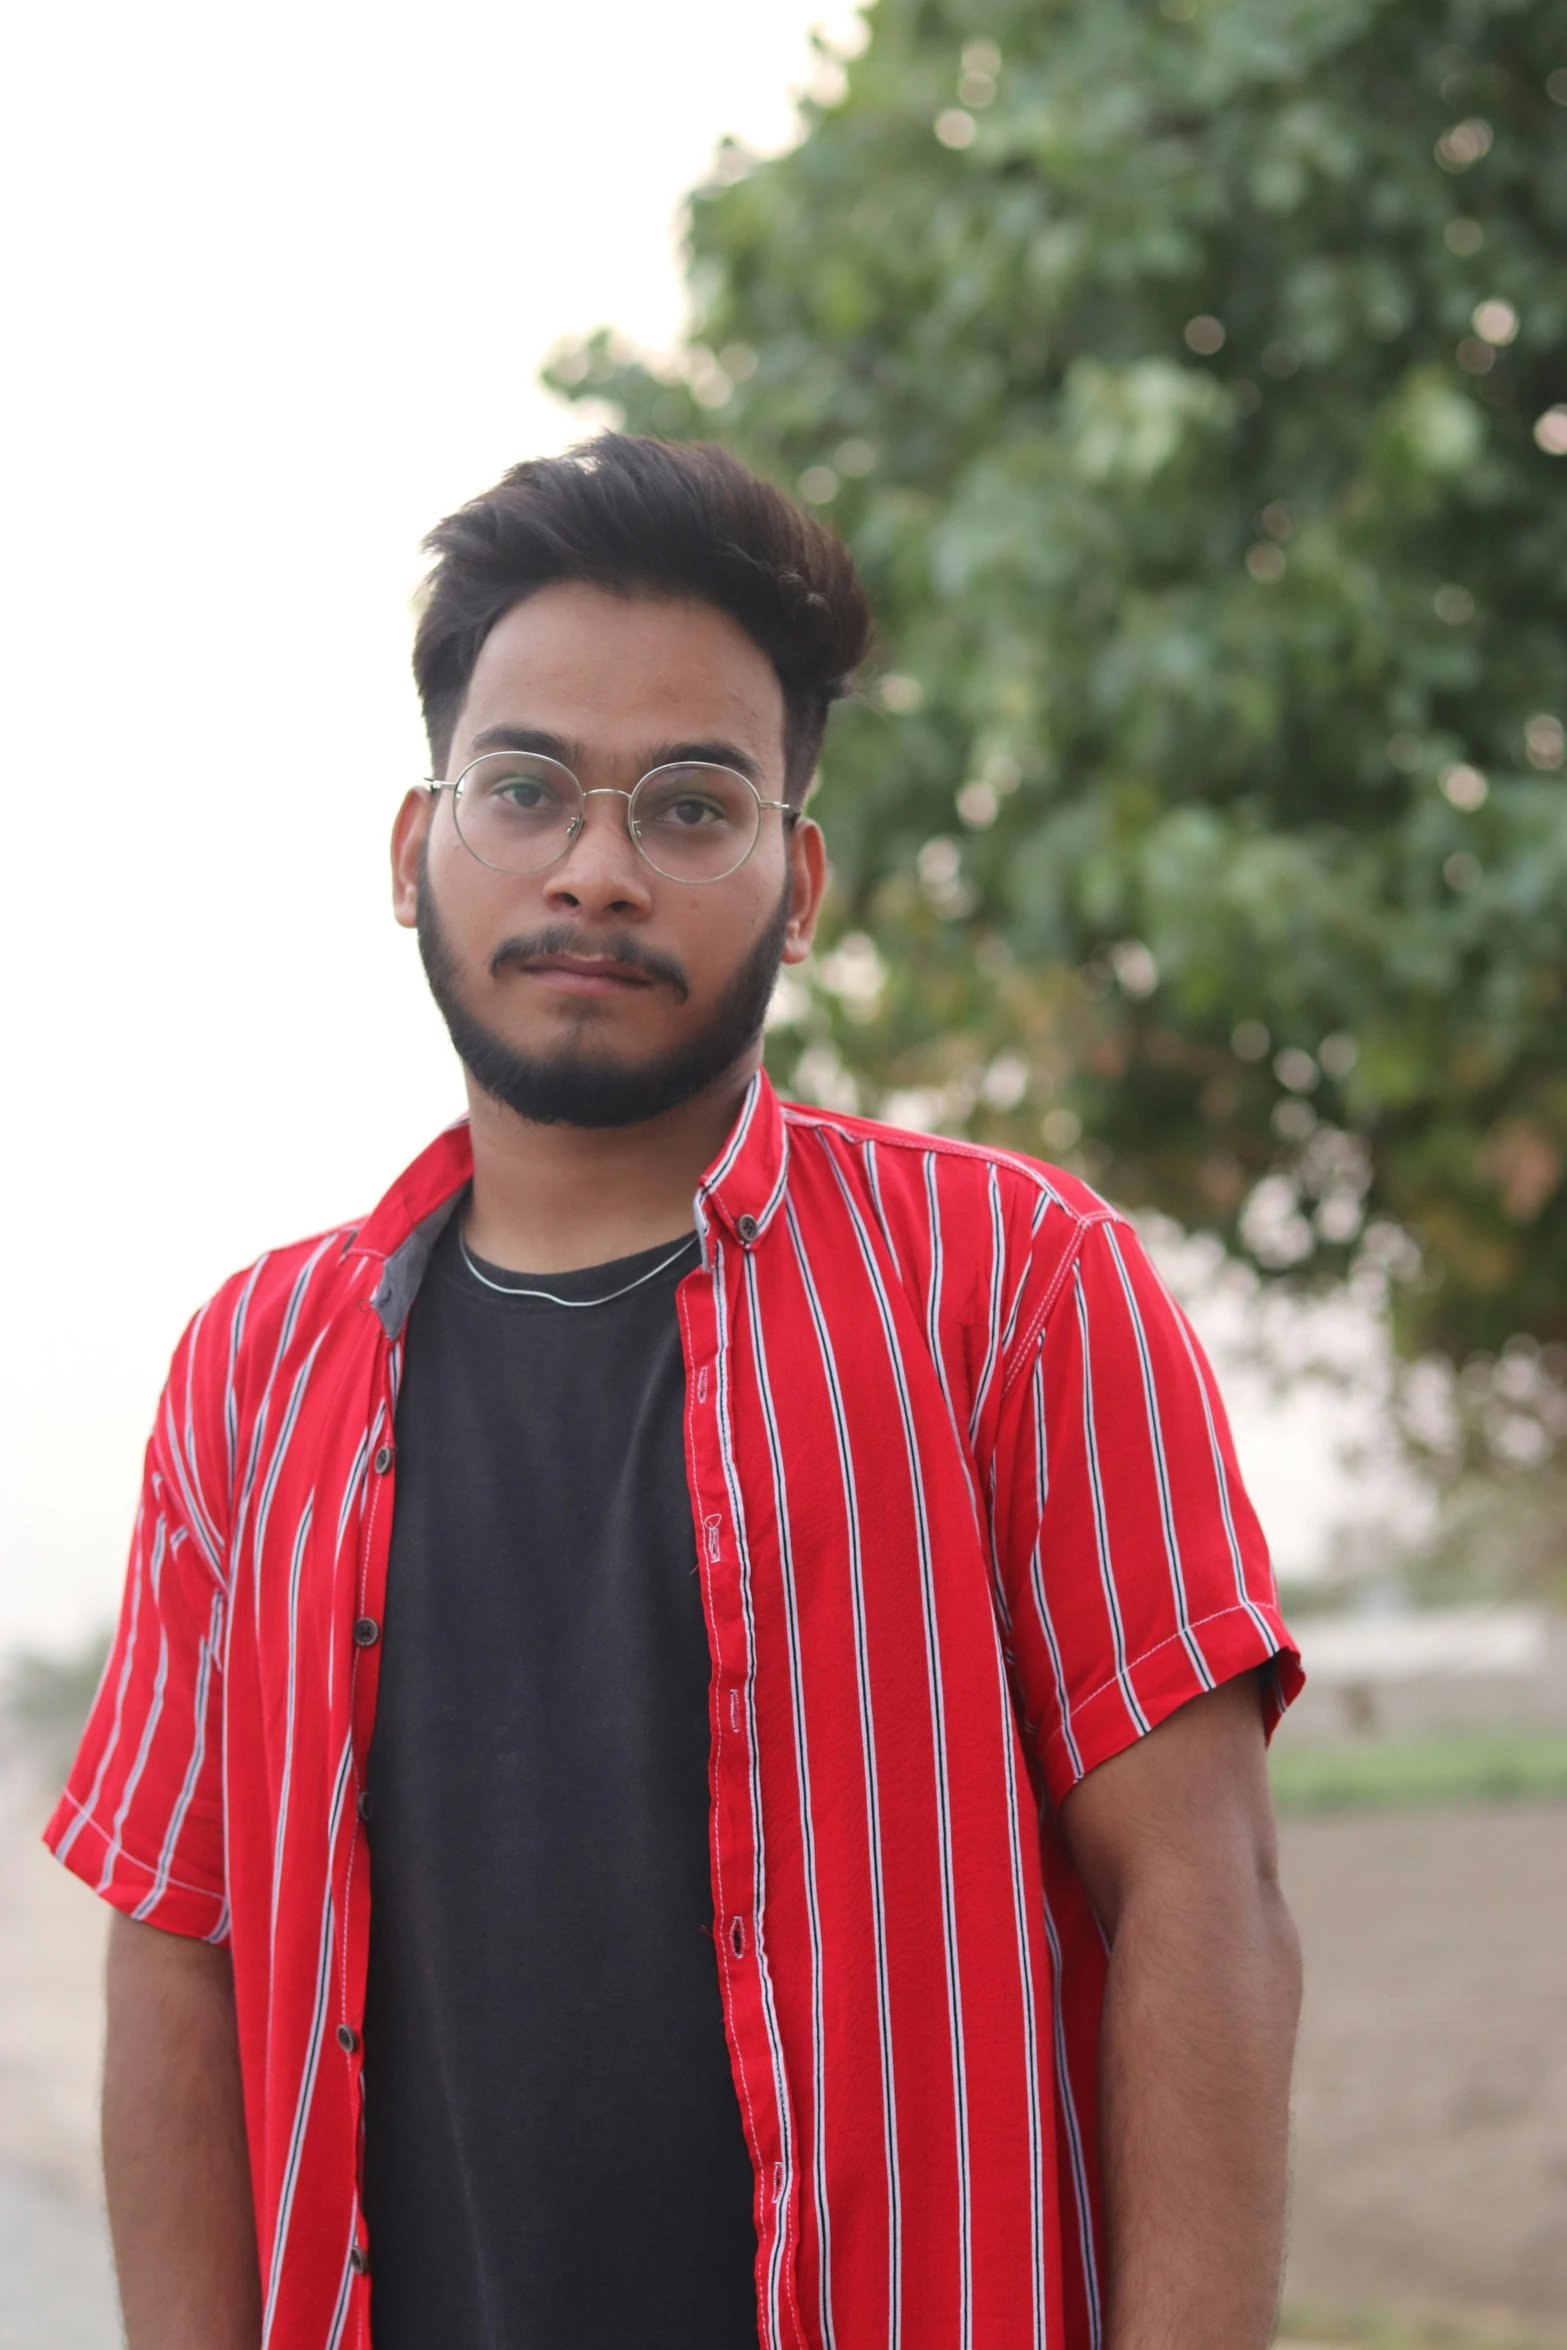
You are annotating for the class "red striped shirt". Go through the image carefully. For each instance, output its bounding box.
[49,1071,1299,2350]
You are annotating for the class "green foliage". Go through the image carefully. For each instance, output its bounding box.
[1268,1727,1567,1812]
[548,0,1567,1358]
[1,1631,109,1787]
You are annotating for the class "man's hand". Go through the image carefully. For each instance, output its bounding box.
[103,1912,262,2349]
[1059,1670,1301,2350]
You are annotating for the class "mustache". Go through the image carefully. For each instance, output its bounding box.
[488,924,690,1002]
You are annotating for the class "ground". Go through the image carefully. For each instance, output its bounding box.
[1282,1801,1566,2342]
[1,1769,1562,2347]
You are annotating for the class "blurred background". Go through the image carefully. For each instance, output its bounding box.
[1,1,1564,2343]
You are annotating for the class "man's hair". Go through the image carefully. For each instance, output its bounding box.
[413,433,874,804]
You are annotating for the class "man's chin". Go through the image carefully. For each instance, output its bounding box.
[433,976,758,1130]
[416,856,791,1131]
[458,1032,743,1130]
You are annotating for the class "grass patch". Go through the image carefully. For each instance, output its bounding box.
[1279,2307,1565,2350]
[1269,1730,1567,1815]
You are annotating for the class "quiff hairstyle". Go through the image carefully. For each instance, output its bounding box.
[413,432,874,804]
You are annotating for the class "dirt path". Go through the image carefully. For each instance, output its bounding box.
[1280,1801,1567,2338]
[0,1773,117,2346]
[0,2166,117,2350]
[0,1774,107,2204]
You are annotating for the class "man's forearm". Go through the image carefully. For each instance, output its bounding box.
[103,1913,262,2350]
[1097,1866,1301,2350]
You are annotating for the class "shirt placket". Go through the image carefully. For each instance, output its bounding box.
[333,1337,401,2316]
[679,1225,802,2350]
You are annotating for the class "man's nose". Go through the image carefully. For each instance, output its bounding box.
[541,789,653,914]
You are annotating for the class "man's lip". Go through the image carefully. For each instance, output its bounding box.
[513,954,654,991]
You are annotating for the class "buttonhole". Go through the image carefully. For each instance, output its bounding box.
[730,1916,746,1959]
[729,1688,740,1733]
[697,1365,709,1404]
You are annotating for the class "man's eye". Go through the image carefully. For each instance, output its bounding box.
[667,796,722,827]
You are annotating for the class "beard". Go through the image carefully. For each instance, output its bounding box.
[416,856,793,1129]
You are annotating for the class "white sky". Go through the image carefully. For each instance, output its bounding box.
[0,0,1396,1654]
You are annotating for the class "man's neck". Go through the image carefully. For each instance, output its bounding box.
[459,1056,758,1274]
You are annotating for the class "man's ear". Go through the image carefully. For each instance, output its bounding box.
[781,815,828,965]
[391,789,434,929]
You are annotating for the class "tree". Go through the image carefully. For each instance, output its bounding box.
[548,0,1567,1362]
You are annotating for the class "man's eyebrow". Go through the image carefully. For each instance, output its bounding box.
[463,725,768,786]
[464,723,582,765]
[644,739,766,784]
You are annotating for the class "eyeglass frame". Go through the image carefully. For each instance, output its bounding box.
[424,750,801,885]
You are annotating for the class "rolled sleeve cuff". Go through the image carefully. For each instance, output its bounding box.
[43,1792,229,1942]
[1042,1599,1304,1811]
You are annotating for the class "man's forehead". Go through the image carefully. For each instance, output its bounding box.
[457,583,786,763]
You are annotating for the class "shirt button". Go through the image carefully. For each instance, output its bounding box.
[349,2245,369,2276]
[736,1214,759,1244]
[353,1617,380,1648]
[336,2024,358,2053]
[374,1444,394,1474]
[356,1789,372,1821]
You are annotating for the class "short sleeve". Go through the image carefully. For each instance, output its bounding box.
[43,1312,232,1940]
[990,1213,1302,1810]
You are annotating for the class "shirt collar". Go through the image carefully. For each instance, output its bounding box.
[695,1067,791,1252]
[346,1120,473,1338]
[347,1067,791,1337]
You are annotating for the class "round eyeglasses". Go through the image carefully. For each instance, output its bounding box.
[429,751,797,885]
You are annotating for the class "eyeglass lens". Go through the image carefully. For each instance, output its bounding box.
[451,752,763,883]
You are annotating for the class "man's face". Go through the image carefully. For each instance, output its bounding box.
[392,582,826,1127]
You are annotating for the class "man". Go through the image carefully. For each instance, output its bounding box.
[50,433,1302,2350]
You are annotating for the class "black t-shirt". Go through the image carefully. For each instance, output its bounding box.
[361,1210,759,2350]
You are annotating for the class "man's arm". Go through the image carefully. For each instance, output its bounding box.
[1058,1670,1301,2350]
[103,1913,261,2350]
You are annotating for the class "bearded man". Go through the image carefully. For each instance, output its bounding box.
[50,432,1302,2350]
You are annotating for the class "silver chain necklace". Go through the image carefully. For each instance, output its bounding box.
[457,1223,700,1309]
